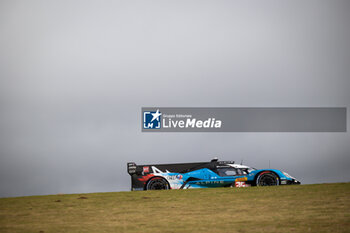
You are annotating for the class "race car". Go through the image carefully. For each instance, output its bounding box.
[127,158,300,190]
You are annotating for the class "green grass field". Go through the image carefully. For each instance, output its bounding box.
[0,183,349,233]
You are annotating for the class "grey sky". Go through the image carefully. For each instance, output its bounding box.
[0,0,349,197]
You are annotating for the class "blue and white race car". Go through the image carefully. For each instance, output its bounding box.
[127,158,300,191]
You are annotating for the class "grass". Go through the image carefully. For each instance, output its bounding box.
[0,183,349,233]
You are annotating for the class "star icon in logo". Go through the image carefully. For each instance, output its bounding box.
[151,109,162,122]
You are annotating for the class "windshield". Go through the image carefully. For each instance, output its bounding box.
[217,167,237,176]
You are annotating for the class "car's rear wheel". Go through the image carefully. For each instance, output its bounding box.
[146,177,170,190]
[256,172,279,186]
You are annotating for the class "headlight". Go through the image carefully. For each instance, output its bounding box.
[282,172,295,179]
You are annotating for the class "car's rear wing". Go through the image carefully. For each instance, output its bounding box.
[127,162,137,175]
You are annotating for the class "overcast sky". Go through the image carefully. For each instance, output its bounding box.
[0,0,349,197]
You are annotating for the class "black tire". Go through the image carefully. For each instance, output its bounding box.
[146,177,170,190]
[256,172,279,186]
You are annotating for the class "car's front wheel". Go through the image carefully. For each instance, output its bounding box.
[256,172,279,186]
[146,177,170,190]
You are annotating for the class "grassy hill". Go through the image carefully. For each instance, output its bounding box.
[0,183,349,233]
